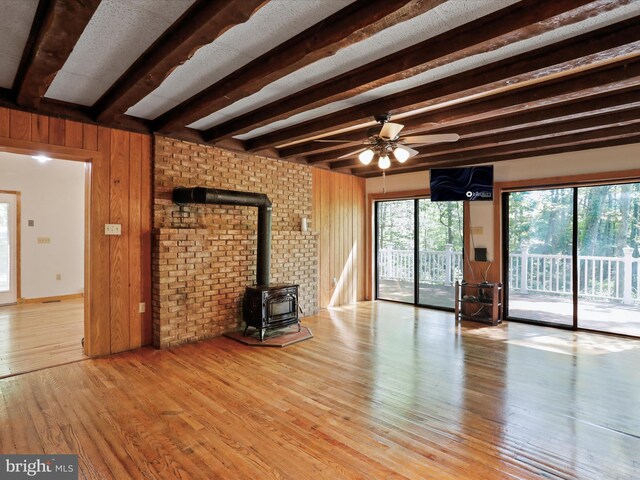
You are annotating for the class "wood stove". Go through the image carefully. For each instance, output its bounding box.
[172,187,302,342]
[242,284,300,341]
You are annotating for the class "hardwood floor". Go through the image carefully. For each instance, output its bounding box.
[0,298,86,378]
[1,301,639,479]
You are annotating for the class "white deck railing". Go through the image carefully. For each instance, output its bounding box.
[378,246,463,286]
[509,245,639,304]
[379,245,639,304]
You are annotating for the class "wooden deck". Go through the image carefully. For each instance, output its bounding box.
[379,280,640,336]
[2,301,640,479]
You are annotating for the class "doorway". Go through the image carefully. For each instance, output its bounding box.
[0,192,18,305]
[0,152,87,377]
[503,182,640,336]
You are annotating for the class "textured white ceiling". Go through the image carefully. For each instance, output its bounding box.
[126,0,355,120]
[233,0,640,143]
[188,0,520,132]
[0,0,39,88]
[44,0,195,106]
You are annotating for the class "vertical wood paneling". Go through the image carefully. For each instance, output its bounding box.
[312,169,321,306]
[31,114,49,143]
[356,178,367,300]
[128,133,142,349]
[49,117,65,145]
[9,110,31,140]
[109,129,130,353]
[0,108,9,137]
[82,124,98,151]
[0,108,152,357]
[90,127,112,356]
[312,169,366,308]
[64,120,84,148]
[140,135,152,346]
[319,170,331,308]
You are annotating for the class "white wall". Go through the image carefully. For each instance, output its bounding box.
[0,152,85,299]
[366,142,640,261]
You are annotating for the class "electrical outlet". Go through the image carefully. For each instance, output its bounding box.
[56,274,61,280]
[139,302,146,314]
[104,224,122,235]
[37,237,51,244]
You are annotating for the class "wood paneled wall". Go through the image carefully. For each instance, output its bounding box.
[0,107,152,356]
[312,168,366,308]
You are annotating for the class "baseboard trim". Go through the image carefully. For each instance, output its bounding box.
[22,293,84,304]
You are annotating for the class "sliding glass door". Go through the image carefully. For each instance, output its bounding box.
[504,182,640,336]
[578,183,640,336]
[417,199,463,308]
[376,199,415,303]
[505,189,574,326]
[376,198,463,309]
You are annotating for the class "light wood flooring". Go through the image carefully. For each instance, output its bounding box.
[0,298,86,377]
[2,301,640,479]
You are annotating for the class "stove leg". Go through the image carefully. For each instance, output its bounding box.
[297,321,301,333]
[243,325,249,337]
[259,328,265,342]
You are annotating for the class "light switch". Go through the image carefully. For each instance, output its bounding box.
[471,226,484,235]
[28,220,34,227]
[139,302,146,314]
[104,224,122,235]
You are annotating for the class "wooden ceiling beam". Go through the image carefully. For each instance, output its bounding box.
[350,123,640,176]
[246,13,640,151]
[153,0,443,134]
[283,87,640,159]
[359,134,640,177]
[15,0,101,108]
[205,0,613,143]
[304,57,640,167]
[0,87,213,145]
[93,0,269,123]
[315,94,640,166]
[330,108,640,170]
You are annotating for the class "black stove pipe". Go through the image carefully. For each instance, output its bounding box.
[173,187,272,286]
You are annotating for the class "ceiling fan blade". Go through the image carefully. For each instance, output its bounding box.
[337,147,369,159]
[399,145,419,158]
[379,122,404,140]
[403,133,460,144]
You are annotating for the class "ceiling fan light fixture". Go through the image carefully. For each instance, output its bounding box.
[393,146,411,163]
[358,148,374,165]
[378,154,391,170]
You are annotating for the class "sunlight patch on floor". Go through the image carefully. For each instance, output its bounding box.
[506,333,640,356]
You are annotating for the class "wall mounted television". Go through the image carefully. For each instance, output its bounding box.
[429,166,494,202]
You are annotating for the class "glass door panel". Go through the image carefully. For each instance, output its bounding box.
[577,183,640,336]
[0,193,17,305]
[506,189,574,326]
[376,200,415,303]
[0,202,9,292]
[417,199,463,308]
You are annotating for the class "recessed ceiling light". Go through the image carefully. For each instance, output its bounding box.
[31,155,52,163]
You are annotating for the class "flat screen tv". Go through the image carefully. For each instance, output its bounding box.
[429,166,494,202]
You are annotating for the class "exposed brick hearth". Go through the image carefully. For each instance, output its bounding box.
[152,136,317,348]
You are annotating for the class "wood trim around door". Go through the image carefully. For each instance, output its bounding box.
[0,140,96,356]
[0,190,20,301]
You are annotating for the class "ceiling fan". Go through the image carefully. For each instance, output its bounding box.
[317,113,459,169]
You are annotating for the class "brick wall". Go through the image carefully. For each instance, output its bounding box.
[152,136,318,348]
